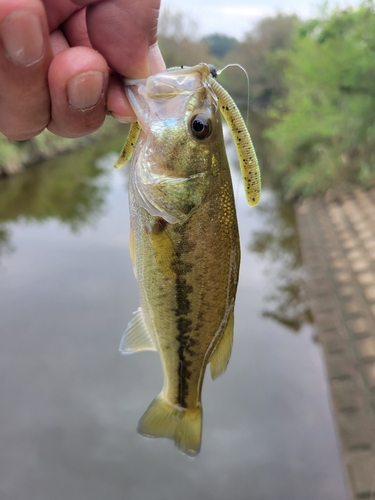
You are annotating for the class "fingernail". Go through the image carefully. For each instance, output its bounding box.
[109,111,137,124]
[1,11,44,67]
[148,43,166,74]
[67,71,104,110]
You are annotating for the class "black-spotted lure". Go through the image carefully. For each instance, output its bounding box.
[115,63,260,456]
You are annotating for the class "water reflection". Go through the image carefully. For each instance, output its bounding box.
[0,225,13,260]
[0,134,126,260]
[224,113,312,333]
[249,191,313,331]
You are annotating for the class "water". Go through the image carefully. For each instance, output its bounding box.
[0,132,348,500]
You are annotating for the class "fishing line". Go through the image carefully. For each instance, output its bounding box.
[216,63,250,127]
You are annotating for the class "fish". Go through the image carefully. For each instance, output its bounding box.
[115,63,260,456]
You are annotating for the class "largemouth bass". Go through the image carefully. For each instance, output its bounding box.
[116,63,260,456]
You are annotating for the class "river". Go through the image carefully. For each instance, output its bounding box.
[0,129,349,500]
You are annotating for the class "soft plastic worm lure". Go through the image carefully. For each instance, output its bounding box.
[209,77,260,206]
[115,121,141,167]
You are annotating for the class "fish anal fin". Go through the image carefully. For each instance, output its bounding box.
[119,308,156,354]
[210,310,234,380]
[138,394,202,457]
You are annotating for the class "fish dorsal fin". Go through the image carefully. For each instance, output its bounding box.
[210,78,261,207]
[209,310,234,380]
[115,122,141,169]
[119,308,156,354]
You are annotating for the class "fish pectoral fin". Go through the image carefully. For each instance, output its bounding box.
[148,228,177,280]
[138,393,202,457]
[209,310,234,380]
[155,173,210,220]
[119,308,156,354]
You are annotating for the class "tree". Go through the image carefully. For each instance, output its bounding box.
[265,1,375,197]
[203,33,239,59]
[219,14,299,105]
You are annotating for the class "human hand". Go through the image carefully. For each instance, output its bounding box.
[0,0,165,140]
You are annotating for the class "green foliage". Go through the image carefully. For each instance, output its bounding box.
[203,33,239,59]
[158,9,297,109]
[265,1,375,197]
[219,14,300,105]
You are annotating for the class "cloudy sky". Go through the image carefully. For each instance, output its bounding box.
[161,0,361,39]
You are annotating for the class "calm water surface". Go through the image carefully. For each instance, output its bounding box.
[0,133,348,500]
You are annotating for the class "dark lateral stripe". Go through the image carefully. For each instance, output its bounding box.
[172,227,195,407]
[176,317,193,408]
[175,277,192,316]
[176,291,193,407]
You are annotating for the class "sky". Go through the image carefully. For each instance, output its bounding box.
[161,0,361,39]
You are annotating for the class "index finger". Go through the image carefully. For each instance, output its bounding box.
[82,0,162,78]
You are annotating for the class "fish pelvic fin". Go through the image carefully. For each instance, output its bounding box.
[119,308,156,354]
[148,227,177,280]
[209,309,234,380]
[137,394,202,457]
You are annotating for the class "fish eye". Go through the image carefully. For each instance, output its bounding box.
[190,114,212,140]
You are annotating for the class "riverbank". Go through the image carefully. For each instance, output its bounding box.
[296,190,375,500]
[0,118,124,177]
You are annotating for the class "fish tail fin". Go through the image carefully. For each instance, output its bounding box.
[137,393,202,457]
